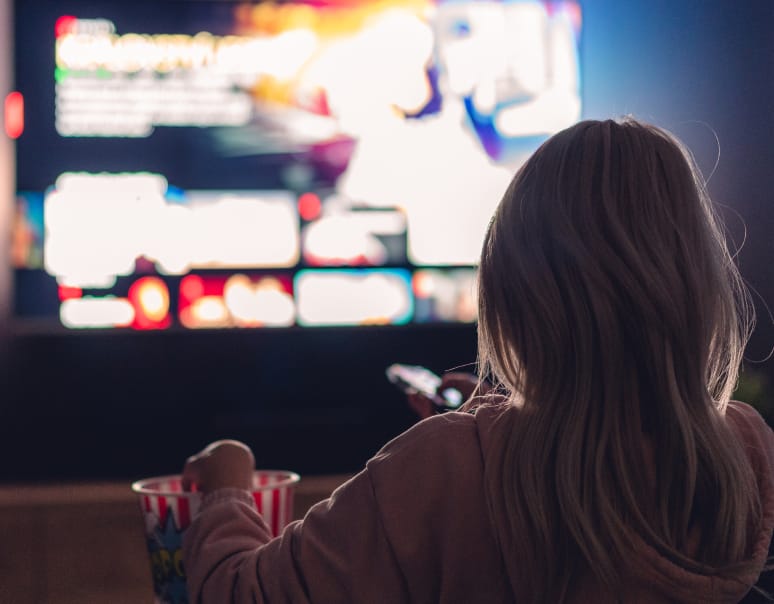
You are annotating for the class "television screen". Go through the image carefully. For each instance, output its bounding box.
[11,0,582,331]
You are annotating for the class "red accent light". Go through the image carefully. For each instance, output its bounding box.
[302,89,331,117]
[298,192,322,221]
[412,272,434,298]
[180,274,205,303]
[128,277,171,330]
[58,285,82,301]
[55,16,78,38]
[4,92,24,139]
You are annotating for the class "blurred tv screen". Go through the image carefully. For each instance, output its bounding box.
[12,0,581,331]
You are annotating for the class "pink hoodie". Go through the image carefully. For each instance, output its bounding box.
[183,401,774,603]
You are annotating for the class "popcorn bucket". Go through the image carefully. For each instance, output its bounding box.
[132,470,300,604]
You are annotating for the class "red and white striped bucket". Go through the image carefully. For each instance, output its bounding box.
[132,470,300,604]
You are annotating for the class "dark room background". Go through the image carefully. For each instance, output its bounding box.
[1,0,772,482]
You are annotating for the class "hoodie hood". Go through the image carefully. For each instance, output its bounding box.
[475,400,774,603]
[634,401,774,603]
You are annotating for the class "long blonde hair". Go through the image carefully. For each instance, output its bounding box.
[477,118,761,601]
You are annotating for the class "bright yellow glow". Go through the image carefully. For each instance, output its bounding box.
[189,296,229,327]
[246,0,429,38]
[135,278,170,322]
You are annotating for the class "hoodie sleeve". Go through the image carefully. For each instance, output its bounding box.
[182,468,410,604]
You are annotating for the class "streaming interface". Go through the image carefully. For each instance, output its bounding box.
[12,1,581,329]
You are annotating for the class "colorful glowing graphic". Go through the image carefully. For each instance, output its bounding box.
[295,269,412,326]
[413,269,477,322]
[129,277,172,330]
[179,274,295,328]
[60,296,135,328]
[42,173,299,288]
[13,0,582,330]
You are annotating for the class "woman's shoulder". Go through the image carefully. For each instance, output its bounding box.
[361,407,511,601]
[365,399,518,488]
[367,410,480,469]
[724,401,774,484]
[725,400,774,441]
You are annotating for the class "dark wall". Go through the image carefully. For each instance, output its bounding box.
[581,0,774,379]
[2,326,478,481]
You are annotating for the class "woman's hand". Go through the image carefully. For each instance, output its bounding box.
[406,372,490,419]
[182,439,255,494]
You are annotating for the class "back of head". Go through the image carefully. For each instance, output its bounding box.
[477,118,761,601]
